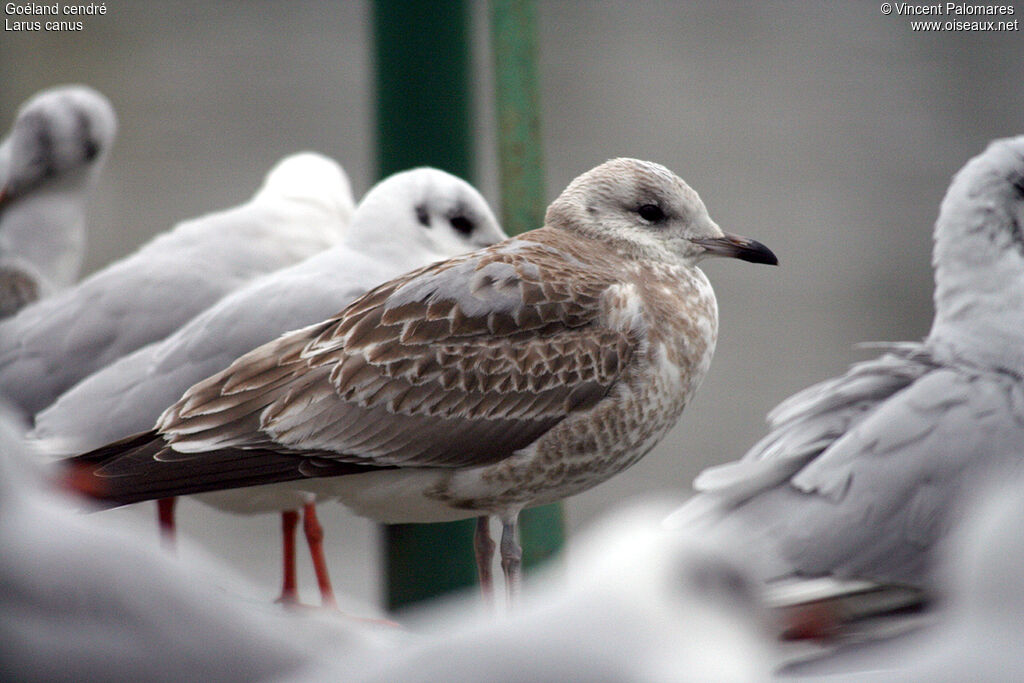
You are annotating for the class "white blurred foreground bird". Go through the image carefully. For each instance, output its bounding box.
[668,135,1024,598]
[65,158,777,602]
[781,481,1024,682]
[0,408,400,683]
[40,167,506,605]
[0,85,117,317]
[332,502,774,683]
[0,152,354,418]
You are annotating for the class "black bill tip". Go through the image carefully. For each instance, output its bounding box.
[694,233,778,266]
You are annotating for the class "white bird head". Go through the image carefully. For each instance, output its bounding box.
[0,85,117,206]
[345,167,507,262]
[545,157,777,267]
[929,135,1024,374]
[252,152,356,229]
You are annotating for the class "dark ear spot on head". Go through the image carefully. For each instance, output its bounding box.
[73,107,99,161]
[415,205,431,227]
[1011,174,1024,200]
[449,215,474,235]
[82,137,99,161]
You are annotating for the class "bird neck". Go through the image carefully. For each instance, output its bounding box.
[0,186,88,287]
[928,195,1024,377]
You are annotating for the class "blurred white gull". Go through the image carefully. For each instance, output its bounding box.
[0,85,117,317]
[0,408,402,683]
[0,152,354,418]
[667,135,1024,590]
[327,501,775,683]
[46,167,506,605]
[781,481,1024,681]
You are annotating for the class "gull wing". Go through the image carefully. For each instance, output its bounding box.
[158,232,638,470]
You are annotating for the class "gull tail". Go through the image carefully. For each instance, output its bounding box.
[60,430,387,506]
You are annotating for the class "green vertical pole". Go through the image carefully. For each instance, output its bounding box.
[491,0,545,236]
[374,0,478,612]
[490,0,565,571]
[374,0,563,612]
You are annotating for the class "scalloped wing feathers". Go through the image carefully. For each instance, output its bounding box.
[157,230,639,469]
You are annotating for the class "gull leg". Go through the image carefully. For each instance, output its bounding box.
[156,497,177,550]
[474,516,496,604]
[499,514,522,607]
[276,509,300,605]
[302,501,337,608]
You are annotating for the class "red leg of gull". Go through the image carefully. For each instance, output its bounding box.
[276,509,300,605]
[156,498,177,550]
[302,501,337,608]
[474,516,496,605]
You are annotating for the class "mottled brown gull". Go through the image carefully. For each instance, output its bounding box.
[66,158,777,600]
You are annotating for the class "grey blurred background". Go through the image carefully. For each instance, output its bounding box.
[2,1,1021,611]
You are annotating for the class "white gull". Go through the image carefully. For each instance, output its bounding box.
[0,85,117,317]
[668,135,1024,590]
[0,152,354,418]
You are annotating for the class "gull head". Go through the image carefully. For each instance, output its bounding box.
[346,167,507,261]
[545,158,777,267]
[254,152,356,225]
[929,135,1024,372]
[0,85,117,206]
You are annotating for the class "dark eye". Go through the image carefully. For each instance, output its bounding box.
[449,215,474,235]
[637,204,665,223]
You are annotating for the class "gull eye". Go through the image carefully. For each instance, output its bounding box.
[637,204,665,223]
[449,215,475,235]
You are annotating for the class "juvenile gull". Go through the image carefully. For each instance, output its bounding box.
[39,167,505,605]
[67,158,777,600]
[0,152,354,418]
[0,85,117,317]
[667,135,1024,592]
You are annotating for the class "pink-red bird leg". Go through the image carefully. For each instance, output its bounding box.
[156,497,177,550]
[302,502,337,608]
[276,509,300,605]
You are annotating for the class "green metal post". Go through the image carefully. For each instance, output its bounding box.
[374,0,563,612]
[489,0,565,571]
[491,0,545,236]
[374,0,478,612]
